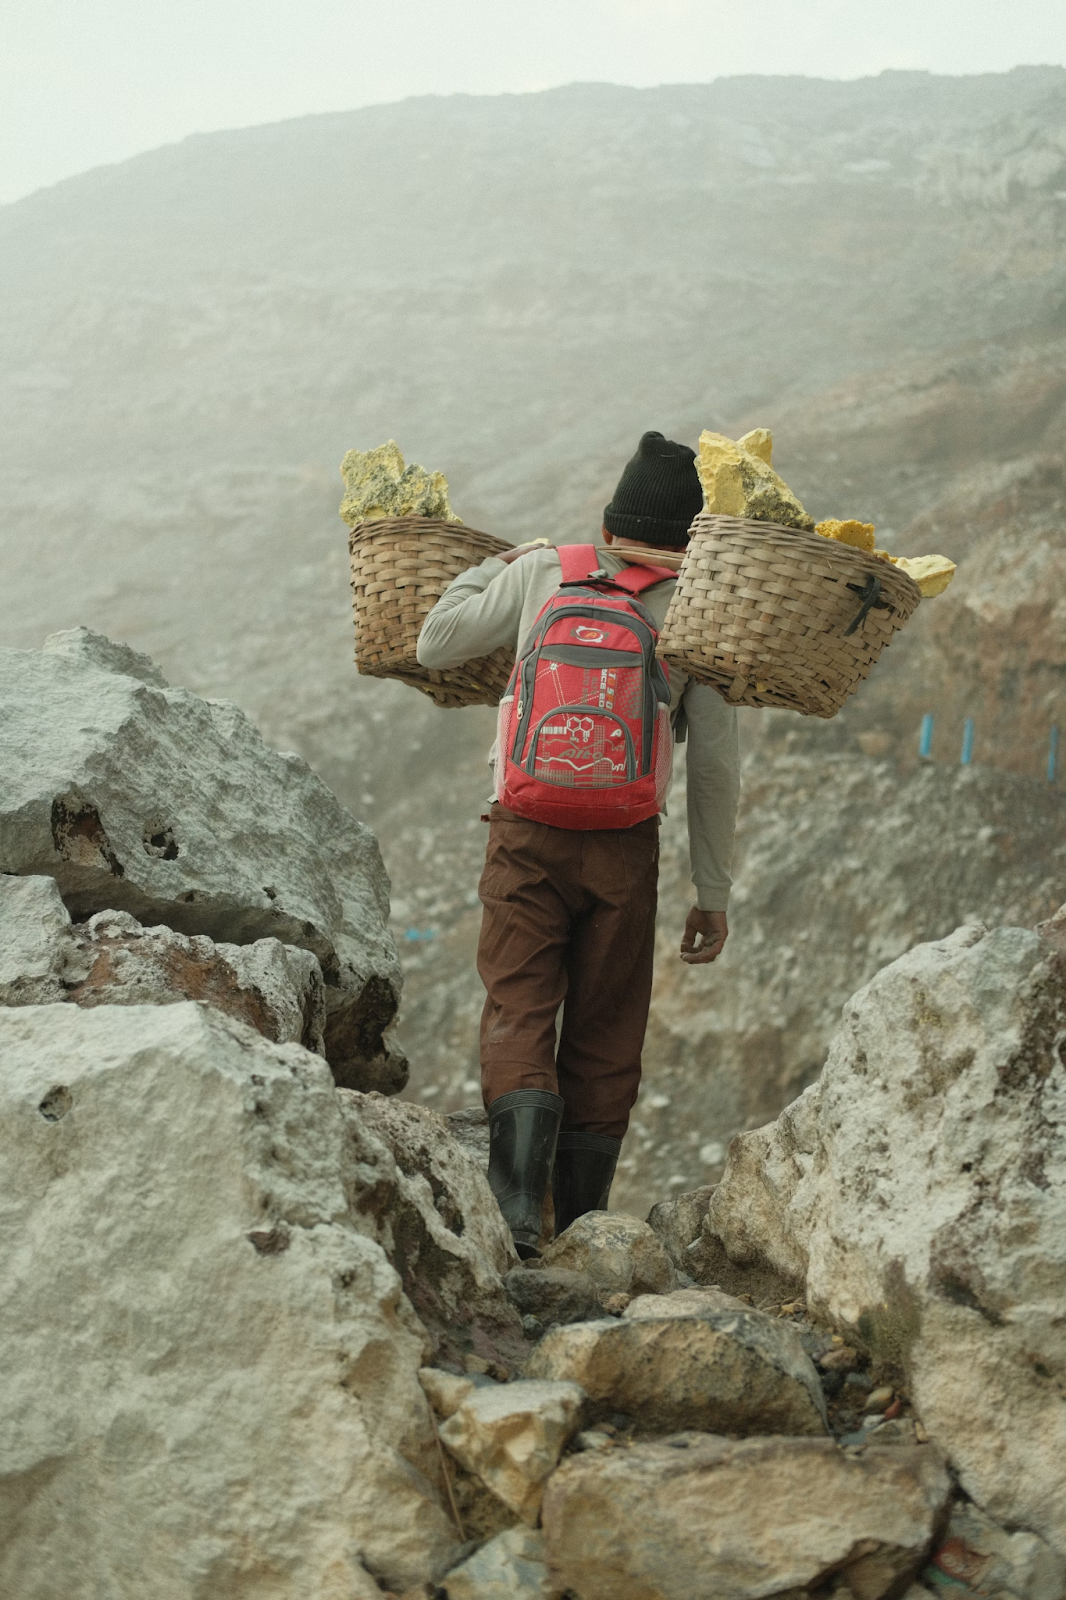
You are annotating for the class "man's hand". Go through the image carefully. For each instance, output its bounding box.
[680,908,728,965]
[497,539,550,566]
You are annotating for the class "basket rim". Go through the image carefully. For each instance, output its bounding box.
[346,514,509,548]
[687,511,923,604]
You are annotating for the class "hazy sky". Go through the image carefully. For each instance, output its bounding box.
[4,0,1066,205]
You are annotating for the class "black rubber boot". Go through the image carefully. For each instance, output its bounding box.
[487,1089,565,1259]
[552,1132,623,1238]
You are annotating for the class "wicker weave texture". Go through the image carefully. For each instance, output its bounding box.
[657,513,922,718]
[347,517,515,708]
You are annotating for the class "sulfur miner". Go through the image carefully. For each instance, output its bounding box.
[339,440,461,527]
[415,432,740,1260]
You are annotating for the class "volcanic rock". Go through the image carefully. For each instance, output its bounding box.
[419,1367,478,1419]
[0,873,75,1004]
[541,1435,951,1600]
[340,1093,524,1370]
[0,1002,458,1597]
[624,1286,752,1319]
[928,1500,1066,1599]
[538,1211,676,1299]
[438,1380,586,1523]
[636,753,1066,1219]
[705,918,1066,1554]
[0,630,405,1092]
[645,1185,716,1270]
[505,1266,601,1327]
[523,1304,827,1435]
[440,1525,558,1600]
[0,876,326,1052]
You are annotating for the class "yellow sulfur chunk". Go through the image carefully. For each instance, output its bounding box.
[893,554,957,598]
[697,430,814,531]
[737,428,773,465]
[339,440,462,527]
[815,519,876,553]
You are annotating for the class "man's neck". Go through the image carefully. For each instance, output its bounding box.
[605,536,686,557]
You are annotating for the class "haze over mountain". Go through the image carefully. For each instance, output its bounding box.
[3,69,1065,1208]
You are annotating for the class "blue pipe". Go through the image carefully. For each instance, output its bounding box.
[918,713,933,760]
[960,718,974,766]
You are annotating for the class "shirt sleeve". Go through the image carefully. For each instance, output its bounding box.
[416,556,525,668]
[682,683,740,913]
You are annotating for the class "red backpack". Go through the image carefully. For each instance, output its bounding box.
[496,544,676,830]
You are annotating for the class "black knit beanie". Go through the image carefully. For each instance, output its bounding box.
[603,431,702,548]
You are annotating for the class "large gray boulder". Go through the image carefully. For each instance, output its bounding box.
[0,629,404,1089]
[704,918,1066,1556]
[541,1435,951,1600]
[0,1001,458,1598]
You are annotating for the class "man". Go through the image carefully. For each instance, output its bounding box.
[417,431,739,1256]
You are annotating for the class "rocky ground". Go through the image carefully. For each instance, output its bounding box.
[2,634,1064,1598]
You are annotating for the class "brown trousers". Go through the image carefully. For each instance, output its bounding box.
[476,803,659,1139]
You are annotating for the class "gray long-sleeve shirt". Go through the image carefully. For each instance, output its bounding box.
[416,545,740,912]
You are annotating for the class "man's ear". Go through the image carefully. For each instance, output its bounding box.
[601,526,614,545]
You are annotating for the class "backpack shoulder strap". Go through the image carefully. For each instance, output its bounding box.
[609,560,678,595]
[556,544,676,593]
[556,544,600,584]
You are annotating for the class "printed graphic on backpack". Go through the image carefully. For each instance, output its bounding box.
[496,545,676,830]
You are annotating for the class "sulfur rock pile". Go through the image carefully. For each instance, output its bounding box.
[698,428,957,600]
[887,552,957,597]
[814,517,878,552]
[339,439,462,527]
[696,427,816,531]
[811,518,956,596]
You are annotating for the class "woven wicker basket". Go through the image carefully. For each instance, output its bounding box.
[657,512,922,718]
[347,516,515,708]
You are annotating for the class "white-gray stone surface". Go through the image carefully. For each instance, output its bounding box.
[523,1304,827,1436]
[0,876,326,1051]
[0,631,404,1089]
[0,1001,458,1598]
[538,1211,676,1299]
[441,1525,559,1600]
[438,1380,586,1523]
[542,1435,951,1600]
[340,1093,524,1370]
[706,920,1066,1555]
[0,873,73,1003]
